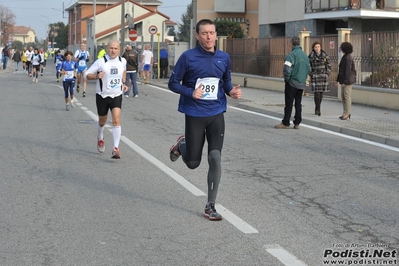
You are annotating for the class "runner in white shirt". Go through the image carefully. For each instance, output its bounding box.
[74,43,90,97]
[84,39,128,159]
[141,44,153,84]
[30,48,42,83]
[25,47,33,77]
[39,48,45,76]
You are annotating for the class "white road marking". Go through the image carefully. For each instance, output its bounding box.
[217,204,258,234]
[121,136,206,197]
[152,85,399,153]
[264,244,308,266]
[72,97,258,234]
[229,106,399,153]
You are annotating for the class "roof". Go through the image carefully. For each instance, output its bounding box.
[11,26,34,36]
[65,0,162,11]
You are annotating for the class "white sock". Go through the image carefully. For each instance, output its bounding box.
[97,123,105,140]
[113,126,121,148]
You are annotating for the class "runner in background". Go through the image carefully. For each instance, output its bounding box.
[84,40,128,159]
[21,47,27,73]
[25,47,33,77]
[31,48,42,83]
[74,43,90,97]
[39,48,45,76]
[44,50,49,68]
[57,51,77,111]
[54,50,64,82]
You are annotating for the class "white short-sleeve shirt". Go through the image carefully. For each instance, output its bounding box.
[84,55,127,98]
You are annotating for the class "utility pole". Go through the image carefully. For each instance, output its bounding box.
[120,0,125,53]
[93,0,96,56]
[190,0,197,49]
[0,10,3,46]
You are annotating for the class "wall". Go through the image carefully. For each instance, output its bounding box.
[167,42,190,68]
[231,73,399,110]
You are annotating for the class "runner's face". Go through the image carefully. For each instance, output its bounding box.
[107,42,120,58]
[196,24,216,52]
[80,44,85,51]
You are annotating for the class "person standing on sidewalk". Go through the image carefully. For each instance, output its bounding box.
[122,45,139,97]
[2,45,10,70]
[168,19,242,221]
[12,48,22,71]
[275,36,310,130]
[159,48,169,79]
[84,39,128,159]
[308,41,331,116]
[337,42,356,120]
[141,44,153,84]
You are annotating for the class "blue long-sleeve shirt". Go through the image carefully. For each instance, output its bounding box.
[57,60,77,81]
[168,45,233,117]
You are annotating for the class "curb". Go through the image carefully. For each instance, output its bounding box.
[236,103,399,149]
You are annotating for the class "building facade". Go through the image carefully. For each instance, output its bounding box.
[259,0,399,37]
[65,0,176,55]
[197,0,259,38]
[10,26,36,45]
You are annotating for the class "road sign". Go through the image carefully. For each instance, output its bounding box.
[129,29,138,41]
[148,25,158,35]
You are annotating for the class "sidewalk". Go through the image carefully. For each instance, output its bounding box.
[151,79,399,149]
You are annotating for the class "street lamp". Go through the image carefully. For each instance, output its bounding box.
[39,20,47,46]
[41,15,50,50]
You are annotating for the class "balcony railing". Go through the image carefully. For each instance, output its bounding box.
[305,0,387,12]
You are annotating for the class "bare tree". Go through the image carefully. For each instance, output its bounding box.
[0,5,16,46]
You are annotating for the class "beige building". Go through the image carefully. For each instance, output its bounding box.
[10,26,36,44]
[197,0,259,38]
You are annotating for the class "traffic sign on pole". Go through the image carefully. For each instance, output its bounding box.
[129,29,138,41]
[148,25,158,35]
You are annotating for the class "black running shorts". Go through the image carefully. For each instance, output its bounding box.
[96,94,122,117]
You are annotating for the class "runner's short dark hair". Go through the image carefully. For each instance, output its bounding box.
[196,19,215,34]
[64,51,73,57]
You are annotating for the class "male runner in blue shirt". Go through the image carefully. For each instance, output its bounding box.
[168,19,242,221]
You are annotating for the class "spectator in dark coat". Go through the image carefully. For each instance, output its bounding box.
[12,49,22,71]
[2,45,10,70]
[159,48,169,79]
[308,41,331,116]
[337,42,356,120]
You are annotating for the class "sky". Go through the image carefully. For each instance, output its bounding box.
[5,0,191,40]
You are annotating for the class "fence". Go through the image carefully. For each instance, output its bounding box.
[226,30,399,89]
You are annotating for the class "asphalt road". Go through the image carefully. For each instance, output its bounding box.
[0,63,398,266]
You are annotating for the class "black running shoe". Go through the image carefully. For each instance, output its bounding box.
[169,135,185,162]
[82,91,86,97]
[204,203,222,221]
[76,85,80,93]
